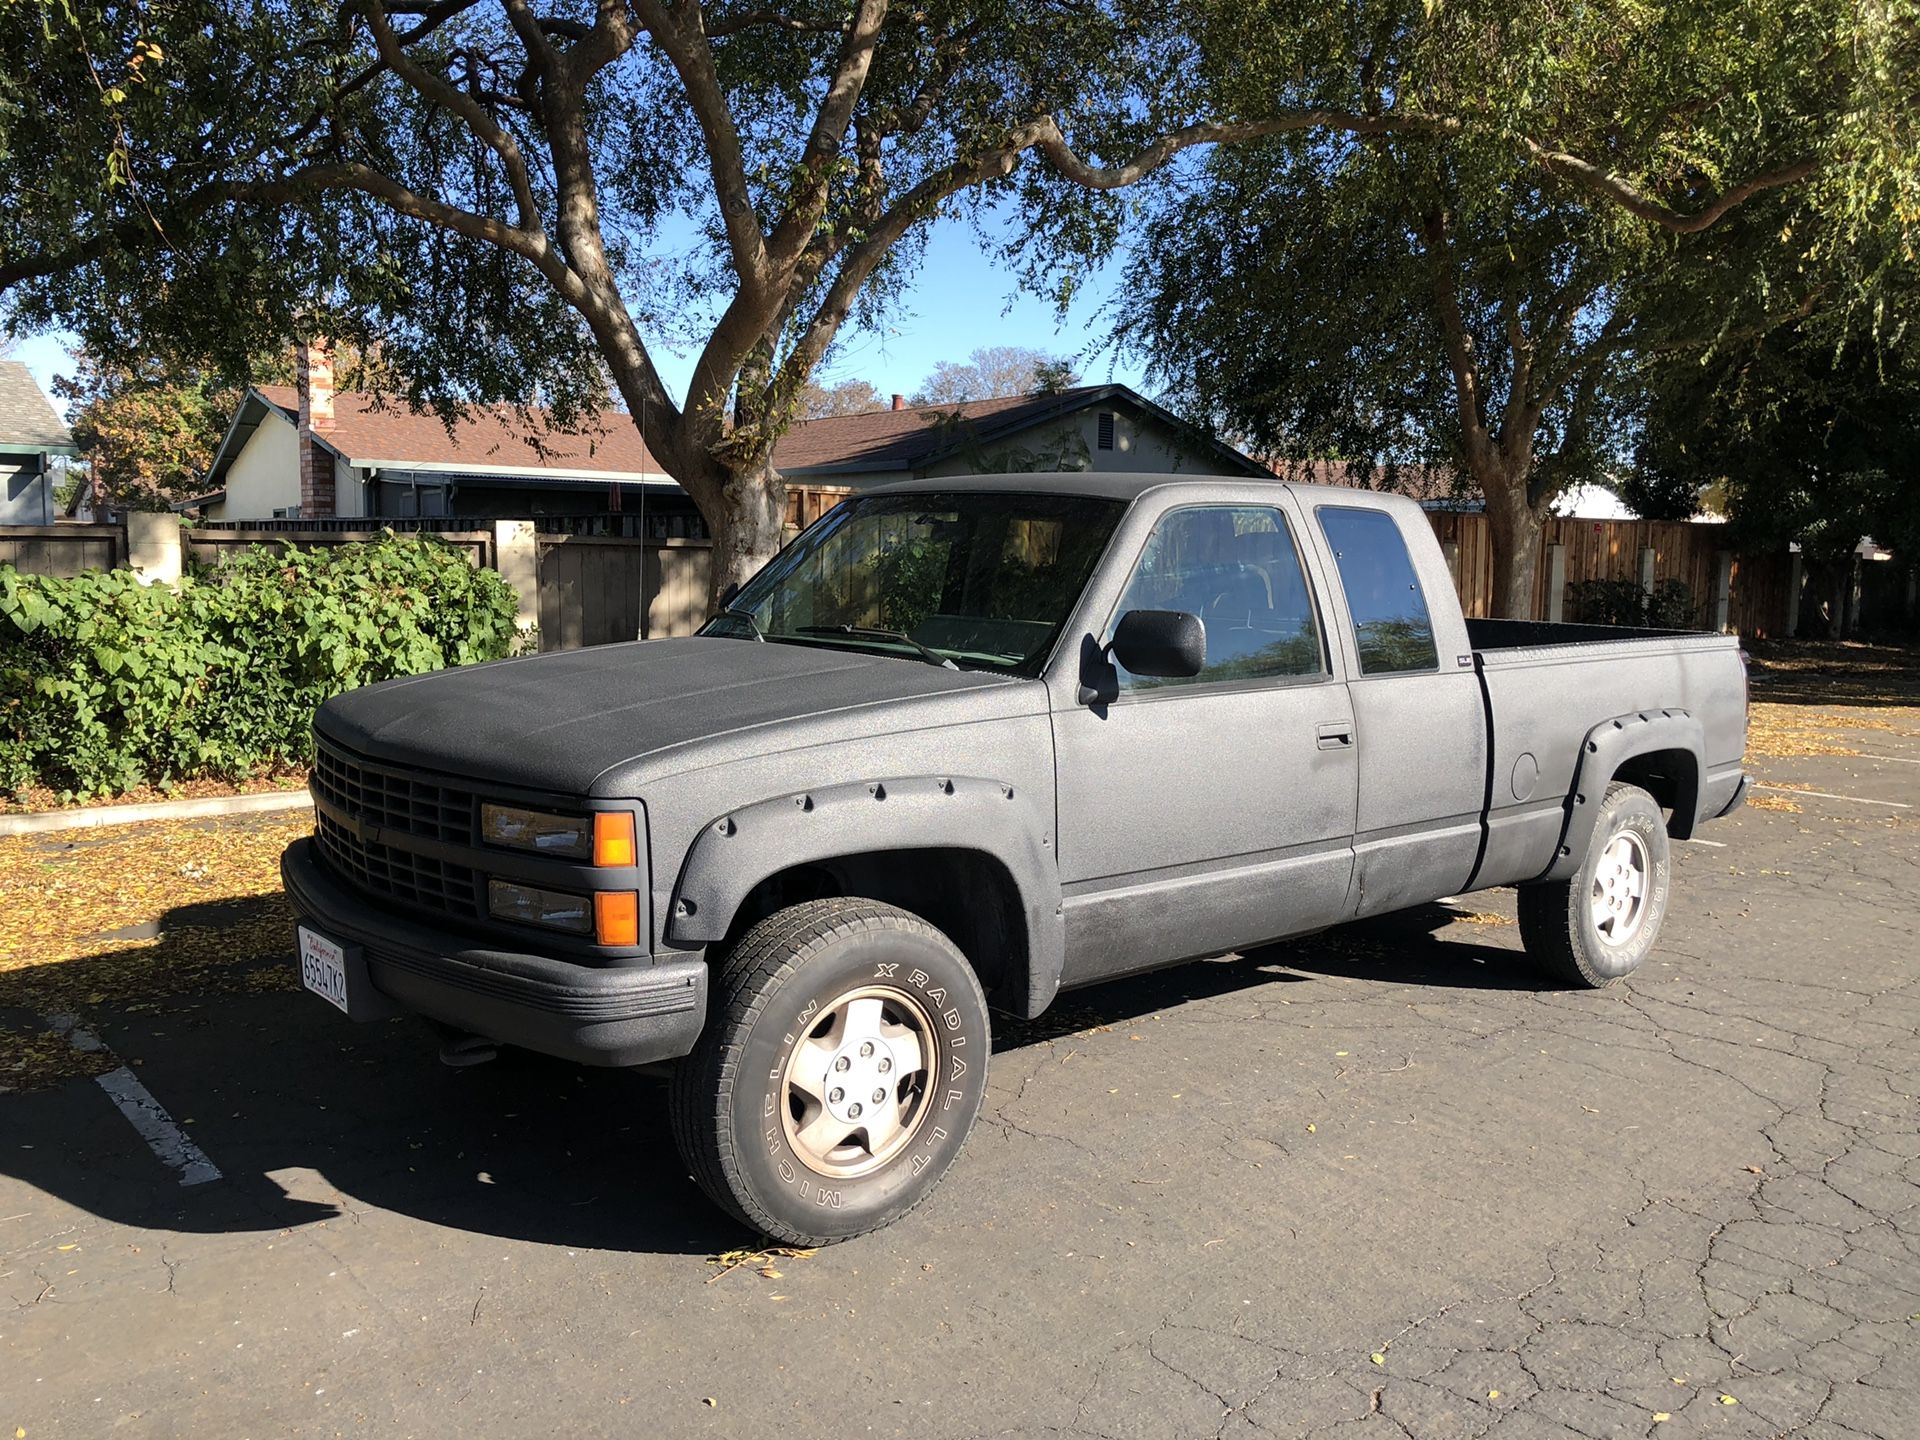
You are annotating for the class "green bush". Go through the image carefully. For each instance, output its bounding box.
[0,534,520,800]
[1565,576,1699,629]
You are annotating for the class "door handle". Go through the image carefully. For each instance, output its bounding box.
[1317,721,1354,750]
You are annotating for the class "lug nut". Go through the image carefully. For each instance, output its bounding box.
[835,1056,851,1072]
[859,1041,874,1058]
[877,1058,892,1074]
[829,1087,844,1104]
[848,1102,863,1119]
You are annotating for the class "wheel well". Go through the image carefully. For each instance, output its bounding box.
[1610,748,1701,839]
[717,848,1030,1011]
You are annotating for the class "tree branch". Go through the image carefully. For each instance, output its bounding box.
[1521,145,1821,233]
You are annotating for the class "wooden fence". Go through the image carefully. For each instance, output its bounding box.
[0,506,1817,643]
[1428,512,1798,636]
[0,524,126,577]
[534,534,713,649]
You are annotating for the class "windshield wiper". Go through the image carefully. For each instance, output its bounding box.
[716,606,765,641]
[796,624,958,670]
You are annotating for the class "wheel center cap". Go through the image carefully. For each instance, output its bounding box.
[822,1038,897,1124]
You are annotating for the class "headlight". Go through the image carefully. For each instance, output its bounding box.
[487,879,591,935]
[482,804,591,859]
[481,805,637,867]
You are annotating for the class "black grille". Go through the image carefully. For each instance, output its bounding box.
[314,810,480,917]
[312,740,475,843]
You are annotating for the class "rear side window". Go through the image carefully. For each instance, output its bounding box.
[1111,505,1325,690]
[1315,506,1439,674]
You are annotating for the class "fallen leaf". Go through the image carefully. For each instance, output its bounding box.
[1306,1123,1317,1133]
[1370,1352,1385,1365]
[759,1267,782,1279]
[1653,1414,1671,1424]
[1719,1395,1739,1406]
[1335,1051,1349,1057]
[1487,1389,1500,1400]
[703,1397,717,1408]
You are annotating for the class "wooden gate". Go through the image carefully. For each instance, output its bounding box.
[536,535,713,650]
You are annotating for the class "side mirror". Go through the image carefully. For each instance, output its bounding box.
[1110,609,1205,679]
[716,581,741,609]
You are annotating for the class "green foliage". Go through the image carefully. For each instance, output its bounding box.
[872,537,950,634]
[0,535,518,799]
[1566,577,1699,630]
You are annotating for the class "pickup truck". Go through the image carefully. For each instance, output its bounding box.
[283,474,1750,1243]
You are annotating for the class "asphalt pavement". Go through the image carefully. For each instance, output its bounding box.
[3,715,1916,1439]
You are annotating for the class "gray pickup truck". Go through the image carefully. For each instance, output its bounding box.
[283,474,1749,1242]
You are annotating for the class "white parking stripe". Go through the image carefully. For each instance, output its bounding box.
[1855,753,1920,765]
[47,1016,222,1187]
[1754,784,1912,809]
[1681,838,1728,847]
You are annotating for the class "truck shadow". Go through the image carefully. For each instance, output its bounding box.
[0,896,1542,1258]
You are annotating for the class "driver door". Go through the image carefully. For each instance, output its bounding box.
[1050,502,1359,985]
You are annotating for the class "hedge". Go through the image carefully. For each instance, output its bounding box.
[0,534,521,801]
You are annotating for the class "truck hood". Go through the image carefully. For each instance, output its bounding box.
[315,637,1040,796]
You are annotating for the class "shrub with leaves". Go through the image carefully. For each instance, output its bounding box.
[0,534,519,800]
[1566,577,1700,630]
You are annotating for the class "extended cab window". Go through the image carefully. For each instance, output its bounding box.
[1112,506,1325,691]
[1315,506,1439,674]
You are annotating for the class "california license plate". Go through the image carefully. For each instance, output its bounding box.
[298,926,351,1015]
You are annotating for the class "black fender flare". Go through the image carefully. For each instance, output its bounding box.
[1543,709,1704,882]
[664,775,1066,1017]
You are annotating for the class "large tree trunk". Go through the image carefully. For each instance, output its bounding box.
[1482,476,1548,620]
[708,455,788,607]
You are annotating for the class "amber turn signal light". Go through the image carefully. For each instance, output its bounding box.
[594,890,640,947]
[593,812,637,868]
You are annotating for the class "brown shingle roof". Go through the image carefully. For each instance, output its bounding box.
[769,389,1088,473]
[254,385,666,476]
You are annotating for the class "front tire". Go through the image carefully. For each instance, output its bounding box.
[1517,781,1672,988]
[668,898,990,1244]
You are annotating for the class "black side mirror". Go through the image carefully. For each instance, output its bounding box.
[1110,609,1205,679]
[717,581,741,608]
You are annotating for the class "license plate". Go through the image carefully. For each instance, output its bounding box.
[298,926,351,1015]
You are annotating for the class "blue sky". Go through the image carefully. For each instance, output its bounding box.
[9,214,1151,417]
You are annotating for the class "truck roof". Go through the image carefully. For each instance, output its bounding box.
[861,470,1411,507]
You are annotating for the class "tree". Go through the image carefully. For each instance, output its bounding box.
[1636,319,1920,631]
[1119,0,1917,618]
[53,358,236,514]
[7,1,1894,604]
[798,377,887,419]
[912,345,1078,404]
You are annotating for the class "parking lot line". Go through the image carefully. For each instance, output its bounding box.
[1753,783,1912,809]
[47,1015,222,1187]
[1856,753,1920,765]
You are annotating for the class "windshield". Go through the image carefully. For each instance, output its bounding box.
[704,491,1125,674]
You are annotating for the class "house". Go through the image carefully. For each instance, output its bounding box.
[187,347,698,533]
[775,386,1272,487]
[0,360,78,524]
[187,351,1267,530]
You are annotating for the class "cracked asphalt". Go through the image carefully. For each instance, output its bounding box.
[4,709,1917,1439]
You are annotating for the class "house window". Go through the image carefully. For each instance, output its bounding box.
[1096,411,1117,450]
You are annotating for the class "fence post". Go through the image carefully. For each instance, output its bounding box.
[1713,551,1733,633]
[493,520,540,639]
[126,513,182,587]
[1785,552,1804,636]
[1546,544,1567,623]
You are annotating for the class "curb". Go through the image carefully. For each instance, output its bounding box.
[0,788,312,837]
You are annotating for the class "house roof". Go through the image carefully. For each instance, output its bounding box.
[772,384,1270,478]
[205,386,669,489]
[1263,458,1467,507]
[0,360,77,454]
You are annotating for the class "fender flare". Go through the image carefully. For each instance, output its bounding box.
[1542,709,1704,882]
[664,775,1066,1017]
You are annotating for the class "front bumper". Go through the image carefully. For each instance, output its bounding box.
[282,838,707,1067]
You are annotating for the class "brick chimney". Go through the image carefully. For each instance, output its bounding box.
[891,393,906,411]
[296,341,336,517]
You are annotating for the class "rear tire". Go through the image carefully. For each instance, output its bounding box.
[1518,781,1671,988]
[668,898,990,1244]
